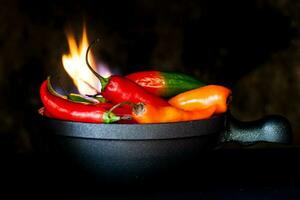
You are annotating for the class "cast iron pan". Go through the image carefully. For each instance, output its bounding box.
[38,112,292,187]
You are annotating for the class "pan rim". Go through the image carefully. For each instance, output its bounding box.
[41,114,223,125]
[42,114,226,140]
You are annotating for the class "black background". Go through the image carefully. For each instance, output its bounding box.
[1,0,300,198]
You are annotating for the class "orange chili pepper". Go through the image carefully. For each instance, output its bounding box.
[168,85,232,114]
[132,103,216,124]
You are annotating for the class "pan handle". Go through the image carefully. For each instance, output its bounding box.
[219,112,292,144]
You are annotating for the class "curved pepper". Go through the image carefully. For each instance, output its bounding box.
[132,103,216,124]
[40,78,131,123]
[126,71,205,98]
[101,75,169,106]
[168,85,232,114]
[86,40,169,106]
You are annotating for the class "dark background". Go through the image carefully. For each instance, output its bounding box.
[2,0,300,199]
[1,0,300,153]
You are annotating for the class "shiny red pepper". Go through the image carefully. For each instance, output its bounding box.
[126,71,205,98]
[86,40,169,106]
[100,75,169,106]
[40,78,131,123]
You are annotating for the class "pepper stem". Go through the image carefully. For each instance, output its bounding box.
[47,76,67,99]
[85,38,109,89]
[108,101,134,113]
[106,102,134,122]
[103,112,120,124]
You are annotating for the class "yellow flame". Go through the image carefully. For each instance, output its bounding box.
[62,26,103,95]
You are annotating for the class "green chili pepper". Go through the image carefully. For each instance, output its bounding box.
[126,71,205,98]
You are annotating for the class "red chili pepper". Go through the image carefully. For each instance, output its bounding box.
[101,75,169,106]
[86,40,169,106]
[40,78,131,123]
[126,71,205,98]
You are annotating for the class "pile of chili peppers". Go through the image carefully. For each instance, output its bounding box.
[39,40,232,124]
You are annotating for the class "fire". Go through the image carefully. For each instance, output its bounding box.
[62,25,111,95]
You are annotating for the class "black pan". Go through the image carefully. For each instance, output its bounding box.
[37,112,292,187]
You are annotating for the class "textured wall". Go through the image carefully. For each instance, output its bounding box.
[0,0,299,153]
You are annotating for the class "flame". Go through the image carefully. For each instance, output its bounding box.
[62,26,111,95]
[97,63,112,78]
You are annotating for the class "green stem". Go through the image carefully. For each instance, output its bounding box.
[108,101,134,113]
[103,112,120,124]
[106,102,133,122]
[85,38,109,89]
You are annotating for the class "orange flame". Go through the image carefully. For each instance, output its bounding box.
[62,26,111,95]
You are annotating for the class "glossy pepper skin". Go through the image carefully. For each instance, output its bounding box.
[101,75,169,106]
[86,39,169,107]
[126,71,205,98]
[132,103,216,124]
[40,79,129,123]
[168,85,231,114]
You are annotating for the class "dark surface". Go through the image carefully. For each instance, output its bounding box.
[2,148,300,199]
